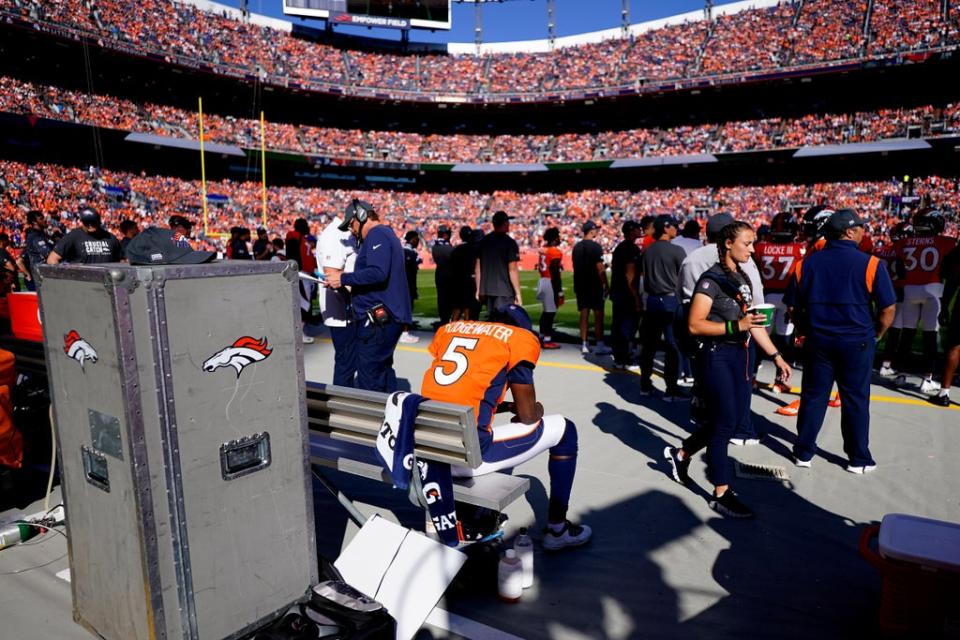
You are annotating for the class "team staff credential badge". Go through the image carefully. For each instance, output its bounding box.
[63,330,98,369]
[202,337,272,377]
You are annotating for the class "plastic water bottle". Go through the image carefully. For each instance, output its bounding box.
[514,528,534,589]
[497,549,523,603]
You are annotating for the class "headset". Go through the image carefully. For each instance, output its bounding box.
[347,198,373,242]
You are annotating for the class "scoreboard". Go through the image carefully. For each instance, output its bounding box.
[283,0,452,30]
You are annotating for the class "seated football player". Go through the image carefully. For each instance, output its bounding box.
[420,304,592,551]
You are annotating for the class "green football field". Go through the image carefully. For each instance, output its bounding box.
[411,270,611,333]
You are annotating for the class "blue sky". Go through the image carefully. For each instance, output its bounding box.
[242,0,739,44]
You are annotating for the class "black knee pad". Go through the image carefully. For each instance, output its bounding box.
[922,331,939,360]
[896,328,916,356]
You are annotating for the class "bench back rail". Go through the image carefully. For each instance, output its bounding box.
[306,382,482,469]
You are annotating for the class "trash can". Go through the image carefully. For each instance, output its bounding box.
[860,514,960,635]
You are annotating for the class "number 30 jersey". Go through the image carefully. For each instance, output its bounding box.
[894,235,958,286]
[754,241,806,294]
[421,321,541,443]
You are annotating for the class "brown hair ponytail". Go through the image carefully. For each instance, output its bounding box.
[716,221,753,287]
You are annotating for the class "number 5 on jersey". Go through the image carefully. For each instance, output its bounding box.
[433,337,479,386]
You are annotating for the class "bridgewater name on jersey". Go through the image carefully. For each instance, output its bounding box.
[421,321,541,447]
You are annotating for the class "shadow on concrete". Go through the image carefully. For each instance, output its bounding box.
[599,372,696,435]
[311,407,880,639]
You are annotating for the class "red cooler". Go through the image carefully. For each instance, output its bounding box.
[861,514,960,635]
[7,292,43,342]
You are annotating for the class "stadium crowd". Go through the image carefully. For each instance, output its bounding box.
[2,76,958,164]
[1,159,956,257]
[2,0,959,99]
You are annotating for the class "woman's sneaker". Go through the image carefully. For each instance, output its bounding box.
[710,490,753,518]
[542,521,592,551]
[663,446,690,484]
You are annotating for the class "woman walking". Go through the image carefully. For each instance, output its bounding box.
[664,221,792,518]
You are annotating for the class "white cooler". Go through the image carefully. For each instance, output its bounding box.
[861,513,960,635]
[879,513,960,572]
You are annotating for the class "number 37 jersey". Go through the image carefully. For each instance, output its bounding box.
[894,235,958,286]
[754,241,805,294]
[421,321,541,437]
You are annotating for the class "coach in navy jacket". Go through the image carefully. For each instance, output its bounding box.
[786,209,896,473]
[325,200,412,392]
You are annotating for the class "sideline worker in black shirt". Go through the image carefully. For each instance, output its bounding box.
[48,208,123,265]
[432,225,455,326]
[476,211,522,317]
[609,220,643,369]
[638,215,688,398]
[16,210,52,290]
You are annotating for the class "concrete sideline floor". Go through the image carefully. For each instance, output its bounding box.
[2,331,958,639]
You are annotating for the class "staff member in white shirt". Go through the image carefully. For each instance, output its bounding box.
[317,216,359,387]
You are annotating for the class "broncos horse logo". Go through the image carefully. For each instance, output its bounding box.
[63,330,98,369]
[202,337,272,377]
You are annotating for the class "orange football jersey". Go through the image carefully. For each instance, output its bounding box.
[754,241,805,293]
[421,321,541,438]
[894,236,958,286]
[873,243,901,288]
[538,246,563,278]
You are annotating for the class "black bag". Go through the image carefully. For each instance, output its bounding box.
[252,556,394,640]
[307,580,395,639]
[251,580,394,640]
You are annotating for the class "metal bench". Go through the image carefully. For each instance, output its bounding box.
[306,382,530,512]
[0,336,530,512]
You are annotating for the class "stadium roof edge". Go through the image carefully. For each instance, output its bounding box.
[124,132,246,157]
[180,0,781,55]
[793,139,934,157]
[449,0,782,55]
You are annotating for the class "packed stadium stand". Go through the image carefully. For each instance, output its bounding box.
[2,75,958,163]
[2,0,959,101]
[0,0,957,253]
[2,3,960,638]
[2,159,957,255]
